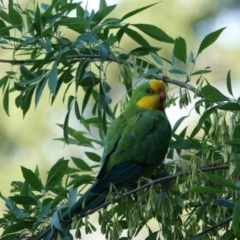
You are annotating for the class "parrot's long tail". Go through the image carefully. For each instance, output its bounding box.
[36,180,123,239]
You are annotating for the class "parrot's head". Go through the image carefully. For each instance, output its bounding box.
[127,80,167,112]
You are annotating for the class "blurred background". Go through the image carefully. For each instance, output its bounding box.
[0,0,240,238]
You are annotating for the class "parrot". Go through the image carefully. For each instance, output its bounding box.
[37,79,172,239]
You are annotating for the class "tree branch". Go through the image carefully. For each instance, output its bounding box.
[36,164,229,239]
[0,54,200,95]
[80,165,229,218]
[189,216,232,239]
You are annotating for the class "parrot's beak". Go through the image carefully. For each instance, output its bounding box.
[158,90,166,102]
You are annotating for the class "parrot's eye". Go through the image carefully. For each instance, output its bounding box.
[145,88,152,94]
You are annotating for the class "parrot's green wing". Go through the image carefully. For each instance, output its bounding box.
[96,108,171,184]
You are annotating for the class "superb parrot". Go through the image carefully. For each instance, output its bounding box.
[37,79,172,239]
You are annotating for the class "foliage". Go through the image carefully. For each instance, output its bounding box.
[0,0,240,239]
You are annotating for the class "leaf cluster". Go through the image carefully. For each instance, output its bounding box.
[1,0,240,240]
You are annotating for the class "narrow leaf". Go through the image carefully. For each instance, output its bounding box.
[226,70,233,96]
[190,106,217,138]
[9,196,38,206]
[121,3,159,21]
[197,27,226,56]
[63,110,70,144]
[71,157,92,171]
[218,102,240,111]
[3,83,9,116]
[201,85,229,102]
[174,37,187,63]
[85,152,101,163]
[132,24,174,43]
[125,28,150,46]
[45,160,69,188]
[172,116,188,133]
[226,138,240,147]
[21,166,43,192]
[207,174,239,190]
[48,61,58,96]
[232,198,240,234]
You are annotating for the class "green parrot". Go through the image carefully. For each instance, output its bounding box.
[37,79,172,239]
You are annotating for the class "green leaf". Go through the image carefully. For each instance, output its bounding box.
[73,175,94,189]
[0,19,10,35]
[169,68,185,75]
[226,70,233,96]
[129,46,161,56]
[218,102,240,111]
[190,106,217,138]
[3,83,9,116]
[99,0,107,10]
[201,85,229,102]
[20,65,36,80]
[45,160,69,189]
[38,202,52,221]
[92,5,117,24]
[226,138,240,147]
[116,24,129,43]
[207,174,239,190]
[74,100,82,120]
[189,186,223,194]
[79,73,100,87]
[121,3,159,21]
[172,116,188,133]
[76,59,90,90]
[63,110,70,144]
[232,198,240,234]
[132,24,174,43]
[8,5,23,31]
[2,221,35,236]
[99,44,108,60]
[136,68,160,79]
[57,17,94,31]
[125,28,150,46]
[170,140,200,150]
[35,78,47,107]
[21,166,43,192]
[0,9,10,23]
[71,157,92,171]
[34,4,42,36]
[197,27,226,56]
[191,68,211,76]
[48,61,58,96]
[150,52,163,66]
[82,87,93,114]
[174,37,187,63]
[9,195,38,206]
[123,66,132,98]
[85,152,101,163]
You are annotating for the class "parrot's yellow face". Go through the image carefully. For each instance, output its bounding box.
[136,80,166,111]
